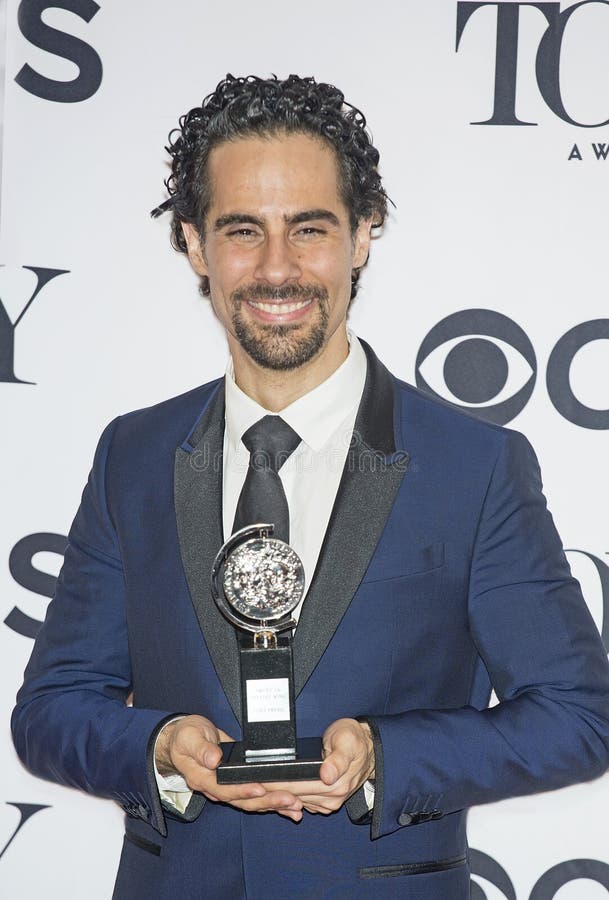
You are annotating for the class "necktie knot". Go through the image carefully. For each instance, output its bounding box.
[241,415,301,473]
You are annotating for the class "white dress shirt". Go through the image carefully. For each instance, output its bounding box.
[156,333,369,810]
[222,332,367,610]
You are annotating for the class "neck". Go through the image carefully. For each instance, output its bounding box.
[230,328,350,411]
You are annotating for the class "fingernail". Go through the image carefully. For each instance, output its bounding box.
[203,751,216,768]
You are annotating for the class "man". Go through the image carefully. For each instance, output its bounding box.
[12,74,609,899]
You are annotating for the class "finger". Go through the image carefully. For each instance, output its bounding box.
[320,721,365,785]
[183,776,267,801]
[230,792,303,813]
[302,802,335,815]
[174,740,220,774]
[201,742,224,770]
[167,719,224,771]
[320,749,352,785]
[244,792,302,811]
[216,784,300,806]
[295,792,345,811]
[178,759,267,799]
[277,808,303,822]
[207,780,269,802]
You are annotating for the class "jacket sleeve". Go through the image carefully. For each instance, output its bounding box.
[365,429,609,839]
[11,418,203,836]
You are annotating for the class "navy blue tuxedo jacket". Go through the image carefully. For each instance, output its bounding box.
[12,343,609,899]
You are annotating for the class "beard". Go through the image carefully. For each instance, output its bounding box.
[230,282,330,371]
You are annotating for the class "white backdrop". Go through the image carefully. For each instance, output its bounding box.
[2,1,609,897]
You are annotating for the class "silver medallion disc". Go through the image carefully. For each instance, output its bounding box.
[223,537,305,622]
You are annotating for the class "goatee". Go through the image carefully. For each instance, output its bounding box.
[231,283,330,371]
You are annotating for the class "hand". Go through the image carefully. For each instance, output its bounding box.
[154,715,304,821]
[263,718,375,815]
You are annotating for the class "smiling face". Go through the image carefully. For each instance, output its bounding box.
[182,132,372,391]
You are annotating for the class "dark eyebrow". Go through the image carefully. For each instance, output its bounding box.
[286,209,341,227]
[214,213,264,231]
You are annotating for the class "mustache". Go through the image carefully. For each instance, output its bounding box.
[231,283,328,304]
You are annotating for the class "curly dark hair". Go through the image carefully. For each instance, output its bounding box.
[152,74,389,298]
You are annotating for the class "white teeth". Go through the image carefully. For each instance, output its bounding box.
[248,299,312,314]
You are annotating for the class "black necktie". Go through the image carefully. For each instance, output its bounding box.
[232,415,301,544]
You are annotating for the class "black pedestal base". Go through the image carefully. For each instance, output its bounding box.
[217,736,323,784]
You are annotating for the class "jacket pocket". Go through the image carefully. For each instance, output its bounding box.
[361,541,445,584]
[359,854,466,879]
[124,830,162,857]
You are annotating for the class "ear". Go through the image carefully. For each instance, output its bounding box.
[352,217,373,269]
[181,222,209,277]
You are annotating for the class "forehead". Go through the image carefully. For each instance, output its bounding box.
[206,132,345,215]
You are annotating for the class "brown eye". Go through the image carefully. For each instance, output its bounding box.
[296,226,325,237]
[227,228,259,240]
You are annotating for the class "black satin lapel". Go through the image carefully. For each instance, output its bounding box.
[174,382,242,722]
[293,345,409,696]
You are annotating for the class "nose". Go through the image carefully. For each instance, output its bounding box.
[253,233,302,286]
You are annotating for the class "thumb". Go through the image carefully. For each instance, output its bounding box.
[320,731,352,785]
[320,756,340,785]
[201,741,224,770]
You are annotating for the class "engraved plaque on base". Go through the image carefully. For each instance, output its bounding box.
[211,524,323,783]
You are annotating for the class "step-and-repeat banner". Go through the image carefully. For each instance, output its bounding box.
[2,1,609,897]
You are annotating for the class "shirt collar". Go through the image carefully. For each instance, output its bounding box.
[225,332,367,453]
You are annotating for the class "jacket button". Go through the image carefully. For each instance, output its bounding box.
[398,812,412,826]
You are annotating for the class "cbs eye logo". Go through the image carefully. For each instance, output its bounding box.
[415,309,609,429]
[470,848,609,900]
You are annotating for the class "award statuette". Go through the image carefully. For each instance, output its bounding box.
[211,523,323,783]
